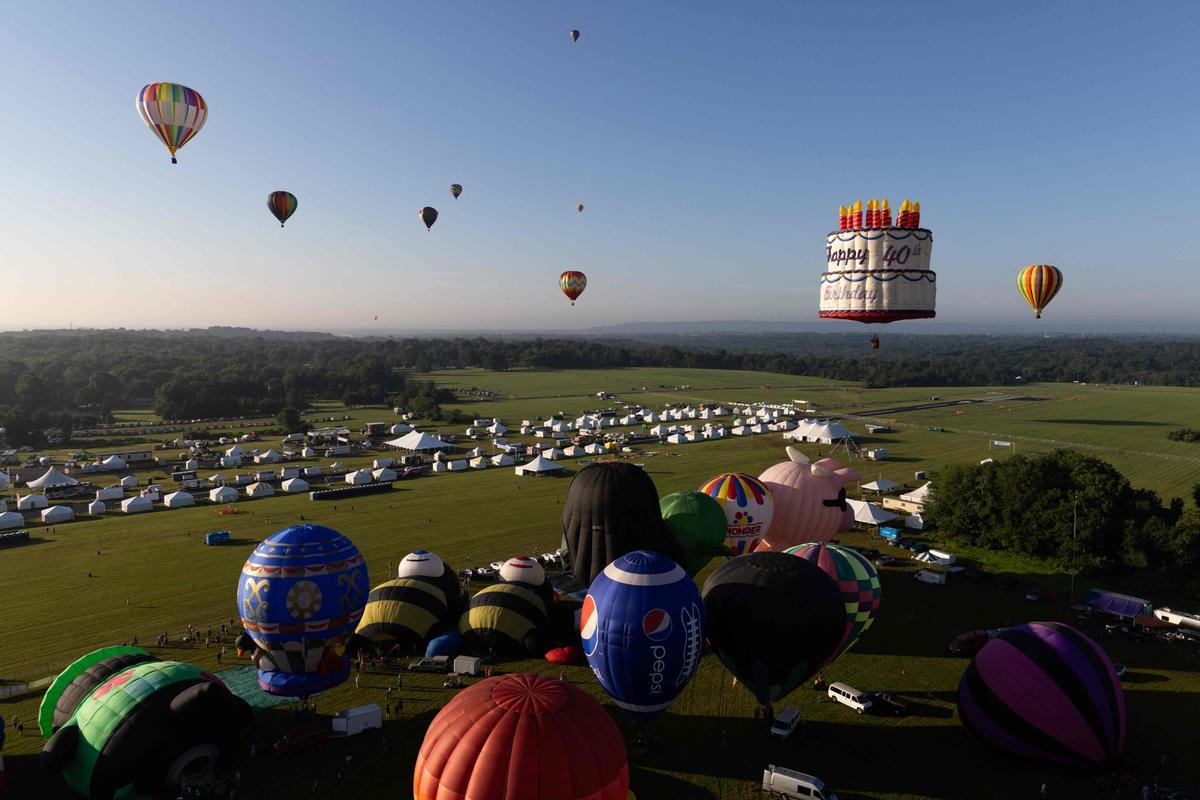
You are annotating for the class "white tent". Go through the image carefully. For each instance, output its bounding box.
[209,486,238,504]
[784,419,853,444]
[0,473,8,490]
[489,422,507,435]
[87,499,106,515]
[515,454,565,476]
[121,496,153,514]
[95,486,124,501]
[448,460,468,472]
[469,457,489,470]
[119,475,139,488]
[17,494,49,511]
[41,505,75,523]
[563,445,584,457]
[301,446,316,458]
[432,461,449,473]
[490,453,515,467]
[282,477,310,493]
[101,455,127,470]
[731,426,752,436]
[373,457,394,469]
[900,482,932,507]
[246,482,275,498]
[346,469,373,485]
[750,423,769,434]
[861,479,900,493]
[303,466,323,477]
[255,449,283,464]
[390,422,413,435]
[666,433,686,444]
[466,447,484,458]
[220,455,242,468]
[0,511,24,530]
[906,512,925,530]
[184,458,200,471]
[584,443,605,455]
[846,499,899,526]
[225,444,247,457]
[330,461,344,471]
[26,467,79,490]
[281,467,301,479]
[373,467,398,481]
[650,424,669,436]
[163,491,196,508]
[543,448,565,460]
[685,431,703,442]
[207,474,227,486]
[387,430,451,452]
[642,412,659,423]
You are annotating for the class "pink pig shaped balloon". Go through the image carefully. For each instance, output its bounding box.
[755,447,858,551]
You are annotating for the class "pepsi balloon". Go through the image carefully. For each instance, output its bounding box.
[581,551,705,723]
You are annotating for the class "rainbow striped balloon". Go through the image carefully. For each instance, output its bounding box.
[559,271,587,305]
[1017,264,1063,319]
[267,191,298,227]
[698,472,773,554]
[136,83,207,164]
[783,542,881,662]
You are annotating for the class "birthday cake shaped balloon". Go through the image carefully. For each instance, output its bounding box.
[819,198,935,323]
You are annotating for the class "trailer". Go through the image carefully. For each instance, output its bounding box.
[204,531,231,546]
[330,704,382,737]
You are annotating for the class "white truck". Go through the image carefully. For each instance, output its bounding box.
[915,568,946,586]
[330,703,382,737]
[762,765,839,799]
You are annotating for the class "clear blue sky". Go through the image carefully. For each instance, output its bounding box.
[2,1,1197,332]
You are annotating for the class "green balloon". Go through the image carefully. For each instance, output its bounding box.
[660,491,731,575]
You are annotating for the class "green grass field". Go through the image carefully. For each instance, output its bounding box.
[2,368,1198,799]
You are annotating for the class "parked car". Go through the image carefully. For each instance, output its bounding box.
[408,656,450,673]
[869,691,909,716]
[762,765,839,800]
[875,555,899,567]
[1025,586,1044,602]
[768,707,801,739]
[827,682,873,714]
[489,561,505,572]
[273,723,330,756]
[949,630,990,656]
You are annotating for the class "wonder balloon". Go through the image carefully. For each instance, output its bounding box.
[136,83,207,164]
[783,542,881,662]
[415,674,627,800]
[659,490,731,573]
[958,621,1125,766]
[560,270,587,305]
[756,448,857,551]
[582,551,704,722]
[1017,264,1063,319]
[267,191,298,227]
[698,472,774,555]
[702,552,844,705]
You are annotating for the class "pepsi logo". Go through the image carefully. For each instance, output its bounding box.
[580,594,600,656]
[642,608,673,641]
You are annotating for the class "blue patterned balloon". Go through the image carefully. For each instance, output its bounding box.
[236,524,368,696]
[581,550,705,722]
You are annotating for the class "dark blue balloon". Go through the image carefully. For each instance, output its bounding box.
[426,629,464,658]
[581,550,705,722]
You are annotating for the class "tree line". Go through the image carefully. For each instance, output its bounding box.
[924,450,1200,602]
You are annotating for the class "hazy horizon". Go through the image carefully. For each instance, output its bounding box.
[3,2,1197,331]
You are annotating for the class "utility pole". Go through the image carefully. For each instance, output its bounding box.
[1070,495,1079,602]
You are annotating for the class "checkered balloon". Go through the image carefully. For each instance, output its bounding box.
[783,542,881,663]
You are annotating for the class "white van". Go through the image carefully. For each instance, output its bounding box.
[914,568,946,586]
[762,765,838,799]
[827,682,873,714]
[769,707,801,739]
[330,703,382,736]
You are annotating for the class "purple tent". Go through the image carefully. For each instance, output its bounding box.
[1081,588,1152,620]
[958,621,1125,766]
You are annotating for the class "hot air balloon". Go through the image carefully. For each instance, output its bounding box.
[560,270,587,305]
[419,206,438,230]
[136,83,207,164]
[570,29,581,42]
[756,448,857,551]
[458,582,549,658]
[958,621,1125,766]
[398,549,468,619]
[1017,264,1063,319]
[346,578,449,656]
[267,191,298,228]
[659,490,732,574]
[561,462,682,586]
[40,648,251,800]
[698,472,775,555]
[577,203,585,213]
[236,524,368,696]
[415,674,628,800]
[449,183,462,200]
[702,552,844,707]
[783,542,881,662]
[582,551,705,723]
[870,334,880,350]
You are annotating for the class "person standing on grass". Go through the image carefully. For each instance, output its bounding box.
[354,674,360,689]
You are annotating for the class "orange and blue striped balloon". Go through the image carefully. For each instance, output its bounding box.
[560,271,587,305]
[1017,264,1063,319]
[136,83,207,164]
[267,191,298,228]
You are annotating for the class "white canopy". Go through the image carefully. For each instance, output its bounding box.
[225,444,247,457]
[563,445,584,457]
[209,486,238,503]
[390,422,413,435]
[303,466,323,477]
[163,491,196,508]
[255,449,283,464]
[119,475,139,488]
[900,482,932,505]
[447,460,468,471]
[301,446,316,458]
[469,457,489,469]
[246,482,275,497]
[121,495,152,514]
[0,511,24,530]
[466,447,484,458]
[220,456,242,468]
[489,422,507,435]
[87,500,106,515]
[491,453,515,467]
[784,419,853,444]
[17,494,49,511]
[387,430,451,452]
[101,455,127,470]
[282,477,310,493]
[373,467,398,481]
[184,458,200,470]
[373,457,393,469]
[41,505,75,523]
[861,479,900,493]
[847,498,899,526]
[26,467,79,489]
[345,469,373,485]
[515,454,565,475]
